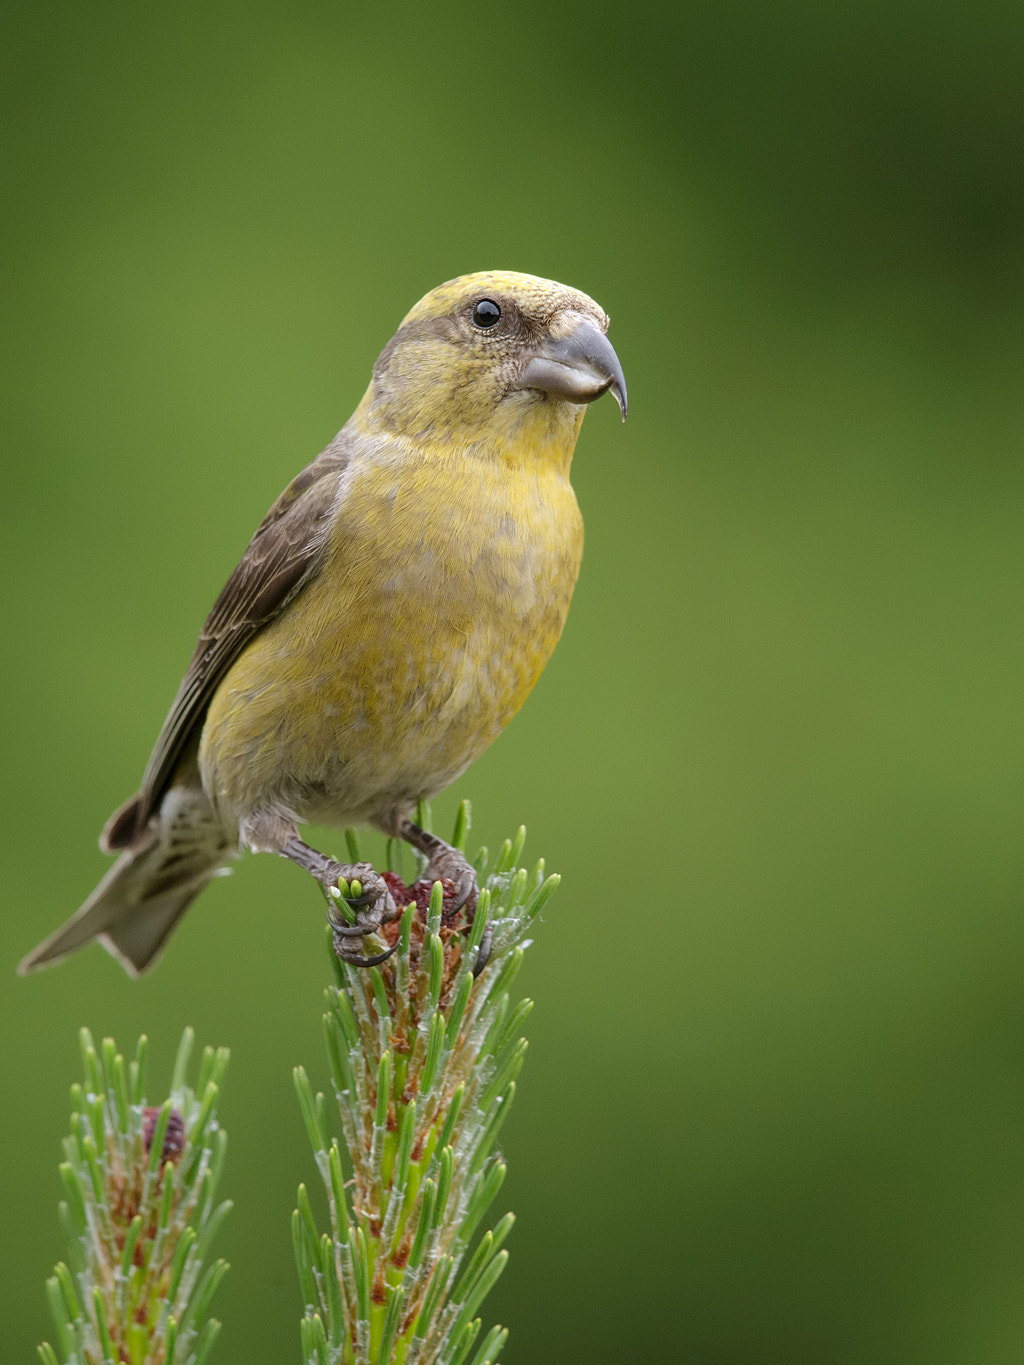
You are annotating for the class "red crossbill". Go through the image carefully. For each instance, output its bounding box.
[19,270,626,976]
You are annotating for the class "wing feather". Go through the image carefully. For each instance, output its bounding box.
[108,441,352,847]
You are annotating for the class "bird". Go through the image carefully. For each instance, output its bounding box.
[19,270,626,977]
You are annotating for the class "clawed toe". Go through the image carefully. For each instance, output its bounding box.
[333,939,398,968]
[326,890,398,966]
[472,923,493,977]
[450,866,477,914]
[318,860,399,966]
[325,911,373,939]
[400,819,479,911]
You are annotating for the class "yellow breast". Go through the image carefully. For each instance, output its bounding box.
[199,426,584,829]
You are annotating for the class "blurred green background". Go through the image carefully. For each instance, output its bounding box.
[4,1,1024,1360]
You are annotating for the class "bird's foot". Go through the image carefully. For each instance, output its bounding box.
[326,862,401,967]
[282,837,399,967]
[400,820,477,910]
[399,821,491,974]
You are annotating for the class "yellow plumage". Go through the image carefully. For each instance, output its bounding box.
[203,422,584,835]
[20,270,626,975]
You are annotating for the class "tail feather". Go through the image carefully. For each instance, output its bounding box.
[97,867,225,977]
[19,788,234,977]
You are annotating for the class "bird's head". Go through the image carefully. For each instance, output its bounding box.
[352,270,626,461]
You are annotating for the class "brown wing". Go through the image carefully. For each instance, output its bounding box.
[104,441,352,849]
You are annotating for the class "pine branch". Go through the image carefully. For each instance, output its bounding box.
[40,1027,231,1365]
[294,801,558,1365]
[36,801,556,1365]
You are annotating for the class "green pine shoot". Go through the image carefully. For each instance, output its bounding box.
[293,802,558,1364]
[39,1028,231,1365]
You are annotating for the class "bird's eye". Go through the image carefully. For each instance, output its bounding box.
[471,298,502,329]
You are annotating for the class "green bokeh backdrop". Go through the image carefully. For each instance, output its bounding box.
[4,3,1024,1361]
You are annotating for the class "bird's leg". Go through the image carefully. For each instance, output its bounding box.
[399,820,492,974]
[399,821,476,906]
[281,835,399,967]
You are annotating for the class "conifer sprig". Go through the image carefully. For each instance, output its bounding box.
[294,802,557,1365]
[40,1027,231,1365]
